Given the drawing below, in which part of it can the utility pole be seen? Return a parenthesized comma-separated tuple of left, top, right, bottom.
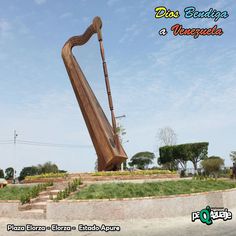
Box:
(14, 130, 18, 144)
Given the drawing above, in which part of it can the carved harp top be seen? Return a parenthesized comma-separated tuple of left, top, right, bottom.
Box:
(62, 17, 127, 171)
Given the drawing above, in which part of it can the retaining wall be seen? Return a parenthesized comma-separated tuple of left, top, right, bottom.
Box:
(0, 200, 21, 218)
(1, 188, 236, 220)
(47, 188, 236, 220)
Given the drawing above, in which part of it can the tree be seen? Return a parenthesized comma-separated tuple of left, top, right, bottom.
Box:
(158, 142, 209, 173)
(230, 151, 236, 163)
(0, 169, 4, 178)
(39, 162, 58, 174)
(158, 144, 188, 172)
(19, 166, 39, 181)
(19, 162, 63, 181)
(116, 124, 128, 170)
(157, 127, 177, 146)
(116, 125, 126, 143)
(172, 144, 189, 173)
(158, 146, 178, 171)
(156, 127, 177, 169)
(129, 152, 155, 170)
(5, 167, 14, 180)
(201, 156, 224, 179)
(188, 142, 209, 172)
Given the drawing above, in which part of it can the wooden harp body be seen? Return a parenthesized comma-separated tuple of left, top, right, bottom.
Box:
(62, 17, 127, 171)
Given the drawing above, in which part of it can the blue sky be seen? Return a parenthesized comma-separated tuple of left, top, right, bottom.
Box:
(0, 0, 235, 174)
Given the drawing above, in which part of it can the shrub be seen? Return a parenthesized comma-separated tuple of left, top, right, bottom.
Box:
(180, 170, 186, 178)
(201, 156, 224, 180)
(19, 162, 67, 181)
(0, 169, 5, 178)
(55, 178, 82, 201)
(20, 182, 53, 204)
(92, 169, 175, 177)
(25, 172, 68, 180)
(20, 193, 31, 204)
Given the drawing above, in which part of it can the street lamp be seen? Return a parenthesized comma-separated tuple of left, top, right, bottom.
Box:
(115, 115, 126, 119)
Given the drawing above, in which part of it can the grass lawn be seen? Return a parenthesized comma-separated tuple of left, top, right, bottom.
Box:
(0, 186, 33, 200)
(72, 180, 236, 200)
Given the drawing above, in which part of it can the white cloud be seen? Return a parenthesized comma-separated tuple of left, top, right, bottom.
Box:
(0, 19, 11, 36)
(0, 19, 12, 44)
(107, 0, 120, 7)
(60, 12, 73, 19)
(34, 0, 47, 5)
(119, 24, 142, 43)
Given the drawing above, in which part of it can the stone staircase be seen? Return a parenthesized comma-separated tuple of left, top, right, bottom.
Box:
(19, 182, 68, 219)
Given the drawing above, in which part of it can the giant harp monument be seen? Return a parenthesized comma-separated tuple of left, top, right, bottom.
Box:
(62, 17, 128, 171)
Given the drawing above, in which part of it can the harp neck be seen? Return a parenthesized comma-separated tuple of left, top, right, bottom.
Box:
(63, 17, 118, 135)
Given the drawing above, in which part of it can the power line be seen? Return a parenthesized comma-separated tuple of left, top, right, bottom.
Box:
(17, 139, 92, 148)
(14, 130, 18, 144)
(0, 130, 93, 148)
(0, 139, 14, 145)
(0, 138, 92, 148)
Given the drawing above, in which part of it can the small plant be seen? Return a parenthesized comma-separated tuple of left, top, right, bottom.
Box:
(55, 178, 82, 201)
(20, 193, 31, 204)
(20, 182, 53, 204)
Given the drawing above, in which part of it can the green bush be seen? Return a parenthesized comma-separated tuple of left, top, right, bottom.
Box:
(201, 156, 224, 180)
(20, 193, 31, 204)
(20, 182, 53, 204)
(55, 178, 82, 201)
(25, 172, 68, 180)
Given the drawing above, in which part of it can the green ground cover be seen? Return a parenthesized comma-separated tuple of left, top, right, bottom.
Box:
(92, 170, 176, 176)
(25, 172, 68, 180)
(0, 182, 53, 203)
(72, 180, 236, 200)
(0, 186, 33, 201)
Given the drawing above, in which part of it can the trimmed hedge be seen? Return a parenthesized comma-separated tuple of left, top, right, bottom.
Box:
(25, 172, 68, 180)
(92, 170, 176, 176)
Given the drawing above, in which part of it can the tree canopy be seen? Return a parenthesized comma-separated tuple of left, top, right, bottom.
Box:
(129, 152, 155, 170)
(19, 162, 62, 180)
(201, 156, 224, 179)
(0, 169, 4, 178)
(230, 151, 236, 163)
(5, 167, 14, 180)
(159, 142, 209, 171)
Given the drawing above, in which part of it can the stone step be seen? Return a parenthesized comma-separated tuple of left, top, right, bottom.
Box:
(19, 203, 32, 211)
(31, 202, 47, 210)
(53, 181, 70, 190)
(20, 209, 45, 219)
(39, 191, 49, 196)
(46, 186, 55, 191)
(49, 189, 61, 194)
(38, 191, 57, 198)
(30, 195, 51, 203)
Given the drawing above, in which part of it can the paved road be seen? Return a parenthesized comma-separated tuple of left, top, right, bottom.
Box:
(1, 207, 235, 236)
